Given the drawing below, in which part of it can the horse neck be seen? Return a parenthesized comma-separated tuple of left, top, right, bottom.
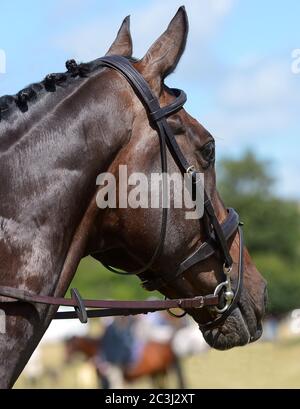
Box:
(0, 70, 131, 295)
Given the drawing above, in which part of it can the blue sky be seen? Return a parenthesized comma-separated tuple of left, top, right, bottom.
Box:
(0, 0, 299, 199)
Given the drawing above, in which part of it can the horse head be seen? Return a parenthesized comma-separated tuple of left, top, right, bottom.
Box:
(89, 7, 267, 350)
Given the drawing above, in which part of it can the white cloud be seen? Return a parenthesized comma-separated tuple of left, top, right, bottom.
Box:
(219, 60, 296, 107)
(53, 0, 235, 73)
(204, 57, 300, 144)
(201, 54, 300, 199)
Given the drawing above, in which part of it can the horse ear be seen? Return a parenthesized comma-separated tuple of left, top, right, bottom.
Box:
(106, 16, 133, 57)
(139, 6, 188, 94)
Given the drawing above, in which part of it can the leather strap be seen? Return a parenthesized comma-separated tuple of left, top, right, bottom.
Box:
(178, 208, 238, 275)
(0, 285, 219, 323)
(142, 208, 239, 291)
(149, 88, 187, 121)
(98, 55, 173, 276)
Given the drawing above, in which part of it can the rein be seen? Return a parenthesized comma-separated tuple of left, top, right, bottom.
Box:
(0, 56, 244, 329)
(0, 286, 218, 324)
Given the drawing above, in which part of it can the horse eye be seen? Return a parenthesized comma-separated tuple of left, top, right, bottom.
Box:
(200, 141, 215, 163)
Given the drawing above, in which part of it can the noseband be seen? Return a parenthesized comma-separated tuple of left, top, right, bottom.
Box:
(0, 56, 244, 331)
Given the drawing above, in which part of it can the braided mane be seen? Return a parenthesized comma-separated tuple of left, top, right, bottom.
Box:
(0, 59, 93, 121)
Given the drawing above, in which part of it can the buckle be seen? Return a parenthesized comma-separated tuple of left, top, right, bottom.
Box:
(177, 296, 204, 309)
(213, 264, 234, 313)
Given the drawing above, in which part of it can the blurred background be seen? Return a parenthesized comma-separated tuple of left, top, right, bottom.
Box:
(1, 0, 300, 388)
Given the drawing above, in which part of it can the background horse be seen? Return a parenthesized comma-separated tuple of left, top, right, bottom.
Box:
(64, 335, 185, 389)
(0, 7, 266, 388)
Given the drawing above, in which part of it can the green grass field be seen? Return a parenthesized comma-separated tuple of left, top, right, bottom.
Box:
(184, 339, 300, 388)
(15, 337, 300, 389)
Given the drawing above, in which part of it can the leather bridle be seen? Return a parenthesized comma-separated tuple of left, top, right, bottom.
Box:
(0, 56, 244, 331)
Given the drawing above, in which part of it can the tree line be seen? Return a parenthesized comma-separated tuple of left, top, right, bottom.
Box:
(218, 150, 300, 314)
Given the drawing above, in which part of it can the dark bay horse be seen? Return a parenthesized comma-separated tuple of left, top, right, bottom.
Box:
(0, 7, 267, 388)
